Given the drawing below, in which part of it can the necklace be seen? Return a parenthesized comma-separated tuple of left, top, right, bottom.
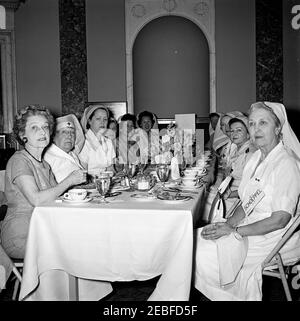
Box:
(24, 148, 43, 163)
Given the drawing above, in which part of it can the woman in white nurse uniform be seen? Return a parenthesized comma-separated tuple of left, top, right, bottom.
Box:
(79, 105, 116, 175)
(194, 102, 300, 301)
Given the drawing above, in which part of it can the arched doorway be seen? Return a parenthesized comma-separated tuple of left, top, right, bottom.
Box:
(125, 0, 215, 114)
(133, 15, 209, 118)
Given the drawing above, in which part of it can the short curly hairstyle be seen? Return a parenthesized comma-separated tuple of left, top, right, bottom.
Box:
(13, 105, 55, 146)
(120, 113, 137, 128)
(137, 110, 155, 128)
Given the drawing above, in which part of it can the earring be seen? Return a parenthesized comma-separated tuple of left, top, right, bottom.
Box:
(22, 137, 28, 144)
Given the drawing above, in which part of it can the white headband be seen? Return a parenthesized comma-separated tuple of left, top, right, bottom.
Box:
(56, 121, 75, 131)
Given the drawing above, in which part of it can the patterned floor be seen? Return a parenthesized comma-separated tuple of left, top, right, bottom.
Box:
(1, 273, 299, 301)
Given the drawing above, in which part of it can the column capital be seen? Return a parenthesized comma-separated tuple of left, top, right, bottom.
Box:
(0, 0, 25, 11)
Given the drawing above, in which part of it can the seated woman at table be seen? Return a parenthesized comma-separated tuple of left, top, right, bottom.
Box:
(105, 116, 118, 151)
(201, 114, 253, 222)
(117, 113, 141, 166)
(205, 112, 221, 150)
(79, 105, 116, 175)
(0, 105, 86, 259)
(136, 110, 160, 165)
(194, 102, 300, 301)
(213, 111, 245, 169)
(44, 114, 85, 183)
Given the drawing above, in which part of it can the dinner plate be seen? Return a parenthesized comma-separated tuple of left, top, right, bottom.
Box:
(63, 197, 93, 204)
(164, 181, 180, 188)
(156, 194, 192, 203)
(131, 193, 156, 201)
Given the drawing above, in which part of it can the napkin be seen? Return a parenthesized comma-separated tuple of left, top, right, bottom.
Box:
(215, 228, 248, 286)
(170, 157, 180, 180)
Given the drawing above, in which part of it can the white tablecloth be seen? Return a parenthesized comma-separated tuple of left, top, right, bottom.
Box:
(19, 188, 204, 301)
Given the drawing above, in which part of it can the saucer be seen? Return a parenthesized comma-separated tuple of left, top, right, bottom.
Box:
(131, 193, 156, 201)
(157, 194, 192, 203)
(111, 185, 131, 192)
(63, 197, 93, 204)
(179, 186, 200, 191)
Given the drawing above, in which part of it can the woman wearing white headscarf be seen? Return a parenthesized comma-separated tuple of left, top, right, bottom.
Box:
(213, 111, 246, 169)
(209, 115, 255, 222)
(194, 102, 300, 301)
(79, 105, 116, 175)
(202, 114, 254, 223)
(44, 114, 85, 183)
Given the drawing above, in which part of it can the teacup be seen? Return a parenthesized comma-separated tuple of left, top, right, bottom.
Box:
(64, 189, 87, 201)
(181, 177, 196, 187)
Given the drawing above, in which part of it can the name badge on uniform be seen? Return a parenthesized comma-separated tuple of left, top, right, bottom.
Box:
(242, 189, 265, 216)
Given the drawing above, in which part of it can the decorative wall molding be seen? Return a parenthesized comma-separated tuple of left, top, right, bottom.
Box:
(125, 0, 215, 113)
(0, 0, 24, 11)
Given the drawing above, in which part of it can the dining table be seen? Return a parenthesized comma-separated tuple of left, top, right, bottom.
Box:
(19, 159, 215, 301)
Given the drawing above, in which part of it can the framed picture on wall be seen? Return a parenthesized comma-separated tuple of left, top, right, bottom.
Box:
(0, 134, 6, 149)
(85, 101, 127, 121)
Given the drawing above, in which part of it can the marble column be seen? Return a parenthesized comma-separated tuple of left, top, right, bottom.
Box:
(256, 0, 283, 102)
(59, 0, 87, 118)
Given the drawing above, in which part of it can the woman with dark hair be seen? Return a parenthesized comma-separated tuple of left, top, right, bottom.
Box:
(118, 113, 140, 165)
(106, 117, 118, 151)
(137, 110, 156, 133)
(0, 105, 86, 259)
(136, 110, 159, 164)
(79, 105, 116, 174)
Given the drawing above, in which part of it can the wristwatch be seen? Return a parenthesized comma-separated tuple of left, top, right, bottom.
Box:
(233, 226, 243, 240)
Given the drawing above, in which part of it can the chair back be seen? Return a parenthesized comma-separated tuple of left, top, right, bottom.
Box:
(262, 214, 300, 268)
(207, 176, 233, 222)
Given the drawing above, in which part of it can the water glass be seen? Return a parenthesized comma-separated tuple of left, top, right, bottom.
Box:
(95, 172, 111, 203)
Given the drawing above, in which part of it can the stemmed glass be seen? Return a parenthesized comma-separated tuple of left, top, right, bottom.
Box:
(156, 164, 170, 188)
(137, 162, 147, 175)
(123, 163, 138, 188)
(95, 172, 111, 203)
(178, 157, 186, 177)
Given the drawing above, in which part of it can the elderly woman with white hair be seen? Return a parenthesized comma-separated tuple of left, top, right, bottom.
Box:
(79, 105, 116, 175)
(194, 102, 300, 301)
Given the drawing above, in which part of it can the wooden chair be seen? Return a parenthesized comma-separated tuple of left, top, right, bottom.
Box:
(262, 214, 300, 301)
(207, 176, 233, 223)
(11, 259, 23, 300)
(0, 171, 23, 300)
(0, 243, 23, 300)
